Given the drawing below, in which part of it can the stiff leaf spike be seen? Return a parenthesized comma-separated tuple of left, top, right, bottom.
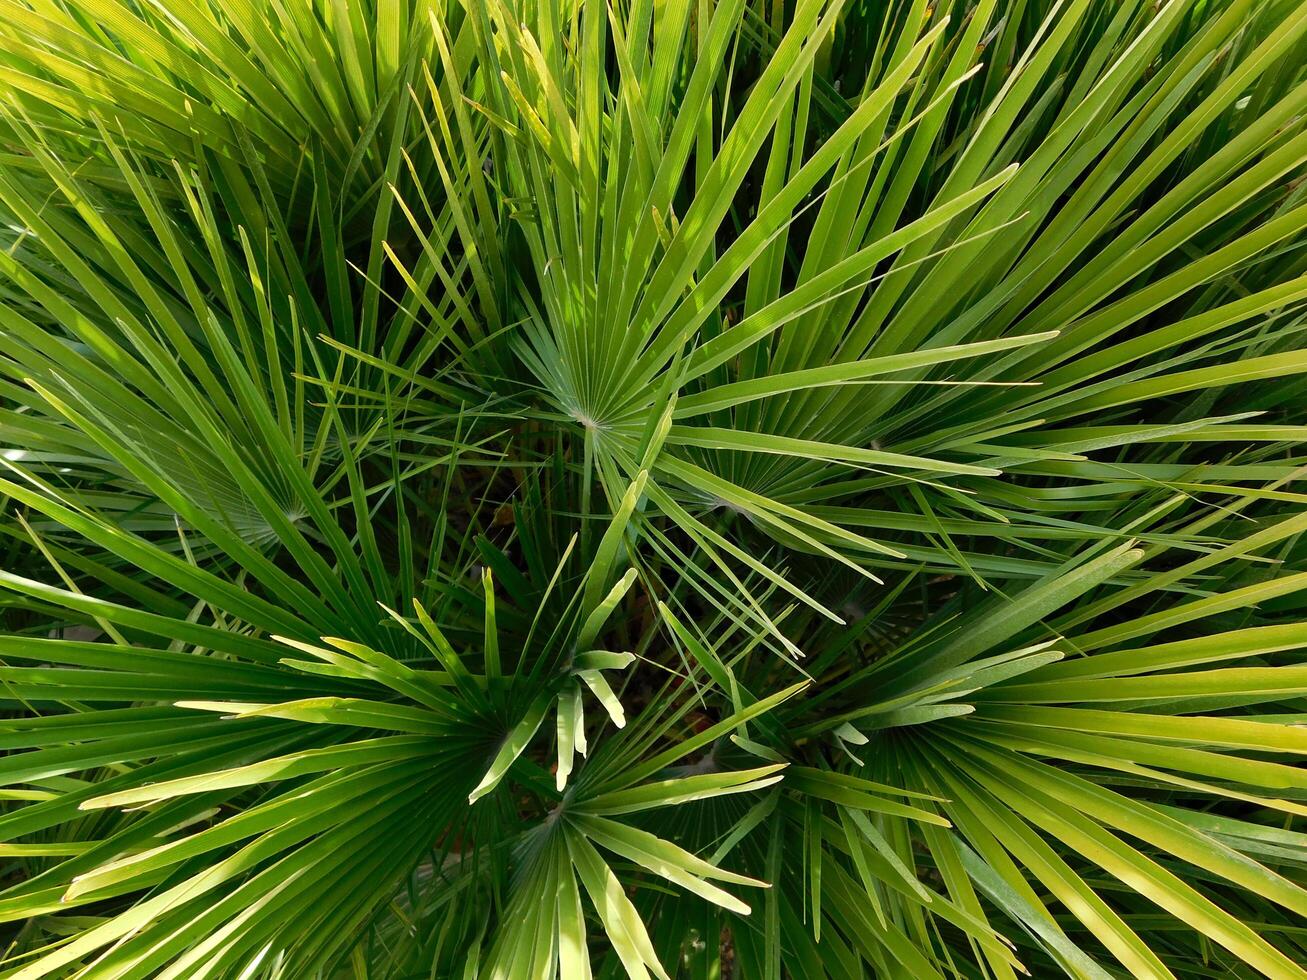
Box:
(468, 692, 552, 805)
(175, 697, 449, 732)
(556, 685, 578, 791)
(575, 567, 639, 651)
(577, 669, 625, 729)
(582, 469, 648, 616)
(638, 393, 677, 472)
(579, 765, 789, 816)
(272, 634, 453, 713)
(571, 683, 589, 758)
(380, 600, 475, 687)
(657, 599, 741, 710)
(566, 829, 670, 980)
(482, 566, 501, 678)
(572, 650, 636, 672)
(575, 812, 762, 916)
(833, 722, 868, 765)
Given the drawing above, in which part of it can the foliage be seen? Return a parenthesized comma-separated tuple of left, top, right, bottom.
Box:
(0, 0, 1305, 976)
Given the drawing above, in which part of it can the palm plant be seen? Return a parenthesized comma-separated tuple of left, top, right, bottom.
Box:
(0, 0, 1305, 975)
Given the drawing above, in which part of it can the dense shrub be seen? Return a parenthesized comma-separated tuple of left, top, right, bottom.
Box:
(0, 0, 1305, 976)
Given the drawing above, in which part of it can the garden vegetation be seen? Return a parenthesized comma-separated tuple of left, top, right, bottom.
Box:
(0, 0, 1306, 976)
